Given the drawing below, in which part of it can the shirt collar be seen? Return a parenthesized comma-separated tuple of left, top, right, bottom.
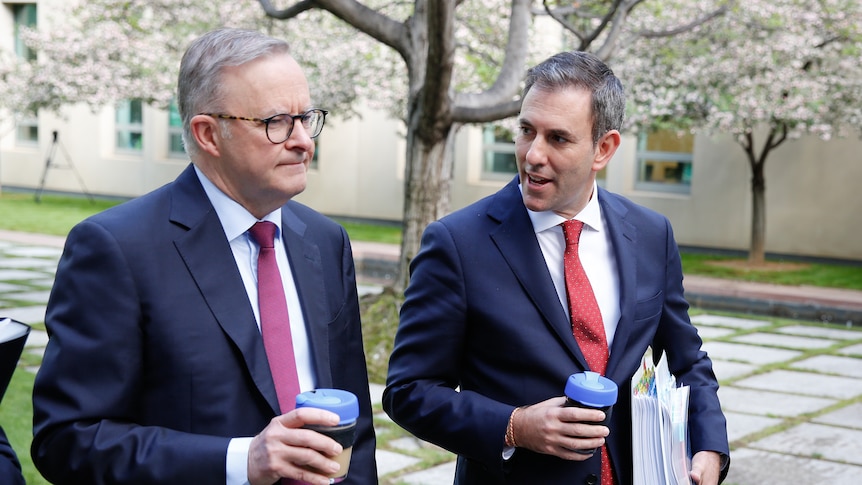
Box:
(194, 165, 282, 241)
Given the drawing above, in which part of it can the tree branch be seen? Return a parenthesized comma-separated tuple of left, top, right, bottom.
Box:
(256, 0, 316, 19)
(257, 0, 411, 61)
(453, 0, 531, 118)
(542, 0, 626, 48)
(452, 99, 522, 123)
(636, 3, 731, 38)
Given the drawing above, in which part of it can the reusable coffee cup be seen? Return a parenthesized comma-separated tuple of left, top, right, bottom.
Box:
(295, 388, 359, 482)
(563, 371, 618, 454)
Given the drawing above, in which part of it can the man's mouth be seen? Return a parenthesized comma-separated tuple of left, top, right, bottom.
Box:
(527, 174, 551, 185)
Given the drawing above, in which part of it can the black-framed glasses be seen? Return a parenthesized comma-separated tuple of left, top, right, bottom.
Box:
(200, 108, 328, 143)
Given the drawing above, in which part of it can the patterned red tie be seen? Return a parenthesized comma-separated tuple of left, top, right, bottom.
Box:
(561, 220, 616, 485)
(249, 221, 301, 414)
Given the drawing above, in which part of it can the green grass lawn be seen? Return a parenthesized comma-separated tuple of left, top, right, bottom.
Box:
(0, 369, 46, 484)
(2, 192, 859, 289)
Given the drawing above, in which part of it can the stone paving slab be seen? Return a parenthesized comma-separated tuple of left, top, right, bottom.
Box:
(718, 387, 836, 417)
(3, 246, 63, 258)
(5, 290, 52, 304)
(0, 269, 49, 281)
(694, 325, 738, 340)
(24, 329, 49, 347)
(776, 325, 862, 340)
(724, 448, 862, 485)
(701, 341, 801, 365)
(711, 360, 758, 381)
(398, 461, 457, 485)
(723, 411, 783, 443)
(29, 278, 56, 288)
(730, 332, 838, 350)
(790, 355, 862, 379)
(690, 314, 769, 329)
(732, 370, 862, 400)
(747, 422, 862, 466)
(812, 403, 862, 430)
(375, 449, 421, 476)
(0, 305, 47, 324)
(0, 282, 25, 292)
(837, 343, 862, 356)
(0, 258, 58, 269)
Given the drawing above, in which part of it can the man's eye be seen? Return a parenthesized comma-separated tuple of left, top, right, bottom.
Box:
(267, 116, 288, 126)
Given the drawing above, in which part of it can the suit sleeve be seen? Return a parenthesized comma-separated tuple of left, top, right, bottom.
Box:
(0, 426, 25, 485)
(652, 218, 730, 468)
(383, 221, 513, 470)
(31, 221, 229, 484)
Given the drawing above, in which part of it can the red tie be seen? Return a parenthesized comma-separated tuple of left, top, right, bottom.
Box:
(561, 220, 616, 485)
(249, 221, 301, 414)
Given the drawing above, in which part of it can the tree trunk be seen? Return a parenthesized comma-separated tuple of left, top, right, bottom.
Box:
(395, 109, 456, 291)
(749, 160, 766, 265)
(740, 125, 787, 265)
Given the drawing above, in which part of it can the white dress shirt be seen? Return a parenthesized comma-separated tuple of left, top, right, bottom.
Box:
(194, 166, 316, 485)
(524, 182, 621, 350)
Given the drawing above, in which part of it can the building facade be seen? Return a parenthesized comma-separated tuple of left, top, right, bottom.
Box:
(3, 0, 861, 261)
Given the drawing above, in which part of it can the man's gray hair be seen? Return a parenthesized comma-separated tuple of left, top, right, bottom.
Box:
(178, 28, 290, 156)
(522, 51, 625, 146)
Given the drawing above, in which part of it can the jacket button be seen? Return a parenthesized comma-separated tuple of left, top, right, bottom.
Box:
(585, 474, 598, 485)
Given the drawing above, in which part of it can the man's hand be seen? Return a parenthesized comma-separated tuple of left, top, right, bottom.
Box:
(247, 407, 343, 485)
(690, 450, 722, 485)
(511, 397, 608, 460)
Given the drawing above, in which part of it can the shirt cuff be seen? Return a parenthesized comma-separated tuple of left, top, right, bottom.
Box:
(502, 445, 516, 460)
(226, 437, 253, 485)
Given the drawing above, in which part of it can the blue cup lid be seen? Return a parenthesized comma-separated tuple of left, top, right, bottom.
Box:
(564, 371, 618, 408)
(295, 389, 359, 424)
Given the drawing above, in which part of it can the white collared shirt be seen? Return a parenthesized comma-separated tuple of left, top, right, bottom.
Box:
(523, 182, 621, 350)
(194, 166, 315, 485)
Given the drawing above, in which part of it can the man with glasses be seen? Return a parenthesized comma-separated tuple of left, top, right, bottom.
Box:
(32, 28, 377, 485)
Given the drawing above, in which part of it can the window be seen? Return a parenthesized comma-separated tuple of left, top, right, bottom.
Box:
(482, 123, 517, 180)
(635, 130, 693, 193)
(168, 99, 184, 155)
(12, 3, 38, 143)
(12, 3, 36, 61)
(116, 99, 143, 151)
(310, 136, 319, 170)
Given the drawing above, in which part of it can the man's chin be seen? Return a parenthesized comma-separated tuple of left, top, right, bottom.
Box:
(522, 193, 550, 213)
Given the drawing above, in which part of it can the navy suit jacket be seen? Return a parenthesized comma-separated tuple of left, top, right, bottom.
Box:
(32, 165, 377, 484)
(0, 426, 24, 485)
(384, 178, 728, 484)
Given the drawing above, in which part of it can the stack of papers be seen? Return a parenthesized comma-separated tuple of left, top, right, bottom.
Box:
(631, 349, 691, 485)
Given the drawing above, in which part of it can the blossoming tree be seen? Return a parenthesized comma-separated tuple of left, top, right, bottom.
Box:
(2, 0, 724, 287)
(616, 0, 862, 264)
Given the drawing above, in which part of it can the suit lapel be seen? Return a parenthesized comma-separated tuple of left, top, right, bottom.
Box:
(170, 165, 281, 414)
(488, 180, 587, 366)
(281, 206, 333, 389)
(598, 189, 638, 380)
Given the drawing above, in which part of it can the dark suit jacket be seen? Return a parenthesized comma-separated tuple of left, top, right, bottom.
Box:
(384, 178, 728, 484)
(0, 426, 25, 485)
(32, 165, 377, 484)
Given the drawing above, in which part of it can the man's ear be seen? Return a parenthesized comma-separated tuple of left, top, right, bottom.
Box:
(190, 115, 221, 157)
(592, 129, 621, 171)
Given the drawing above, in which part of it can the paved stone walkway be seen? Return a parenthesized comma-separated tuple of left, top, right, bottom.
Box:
(2, 232, 862, 484)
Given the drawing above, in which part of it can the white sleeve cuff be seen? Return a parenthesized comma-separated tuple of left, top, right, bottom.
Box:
(226, 437, 254, 485)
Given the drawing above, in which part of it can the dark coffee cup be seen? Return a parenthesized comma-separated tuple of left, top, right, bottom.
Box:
(563, 371, 618, 454)
(295, 389, 359, 482)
